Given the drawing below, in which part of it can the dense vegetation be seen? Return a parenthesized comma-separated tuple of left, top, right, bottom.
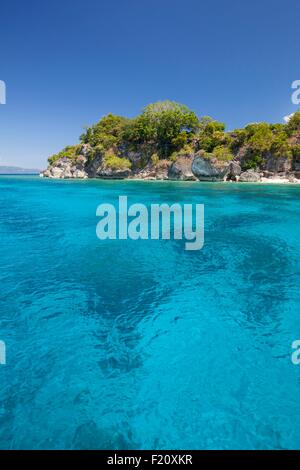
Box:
(48, 101, 300, 172)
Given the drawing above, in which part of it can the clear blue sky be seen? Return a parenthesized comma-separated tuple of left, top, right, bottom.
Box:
(0, 0, 299, 168)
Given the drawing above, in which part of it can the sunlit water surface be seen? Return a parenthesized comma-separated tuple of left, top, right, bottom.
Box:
(0, 176, 300, 449)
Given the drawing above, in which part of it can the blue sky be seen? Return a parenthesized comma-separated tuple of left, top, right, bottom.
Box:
(0, 0, 299, 168)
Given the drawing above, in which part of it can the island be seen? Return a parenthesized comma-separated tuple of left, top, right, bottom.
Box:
(42, 101, 300, 183)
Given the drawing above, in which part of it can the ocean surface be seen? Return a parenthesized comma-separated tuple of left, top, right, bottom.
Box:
(0, 175, 300, 450)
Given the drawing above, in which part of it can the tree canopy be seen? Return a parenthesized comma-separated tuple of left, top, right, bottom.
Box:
(48, 101, 300, 171)
(123, 101, 199, 158)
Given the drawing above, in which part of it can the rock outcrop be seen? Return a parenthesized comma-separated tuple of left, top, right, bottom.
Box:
(192, 153, 229, 181)
(132, 160, 170, 180)
(168, 155, 196, 180)
(87, 154, 132, 179)
(42, 140, 300, 184)
(294, 161, 300, 172)
(239, 170, 261, 182)
(43, 156, 88, 179)
(264, 156, 292, 173)
(227, 161, 241, 181)
(42, 152, 300, 183)
(42, 146, 132, 179)
(97, 167, 131, 179)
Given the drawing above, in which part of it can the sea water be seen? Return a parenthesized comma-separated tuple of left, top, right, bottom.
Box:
(0, 175, 300, 449)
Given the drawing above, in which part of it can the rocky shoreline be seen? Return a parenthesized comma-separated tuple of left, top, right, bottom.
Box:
(41, 144, 300, 184)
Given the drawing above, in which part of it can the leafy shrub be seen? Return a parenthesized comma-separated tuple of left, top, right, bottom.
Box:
(242, 154, 264, 170)
(103, 153, 131, 171)
(285, 111, 300, 136)
(233, 122, 292, 161)
(213, 145, 234, 162)
(151, 153, 159, 165)
(292, 145, 300, 159)
(48, 145, 81, 164)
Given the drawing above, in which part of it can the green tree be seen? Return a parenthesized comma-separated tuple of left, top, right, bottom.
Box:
(285, 111, 300, 135)
(195, 116, 228, 152)
(271, 131, 292, 158)
(245, 123, 273, 154)
(124, 101, 199, 158)
(80, 114, 129, 149)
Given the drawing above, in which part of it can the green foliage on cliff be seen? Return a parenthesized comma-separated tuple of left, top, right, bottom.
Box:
(48, 145, 81, 164)
(195, 116, 230, 153)
(242, 154, 264, 170)
(246, 123, 274, 154)
(271, 131, 293, 159)
(231, 120, 295, 169)
(292, 145, 300, 158)
(80, 114, 129, 149)
(47, 102, 300, 171)
(103, 153, 131, 171)
(213, 145, 234, 162)
(286, 111, 300, 135)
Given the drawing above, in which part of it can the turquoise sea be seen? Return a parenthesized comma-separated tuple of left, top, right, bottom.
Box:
(0, 175, 300, 449)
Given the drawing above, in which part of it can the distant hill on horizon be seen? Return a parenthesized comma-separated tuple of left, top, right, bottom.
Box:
(0, 165, 41, 175)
